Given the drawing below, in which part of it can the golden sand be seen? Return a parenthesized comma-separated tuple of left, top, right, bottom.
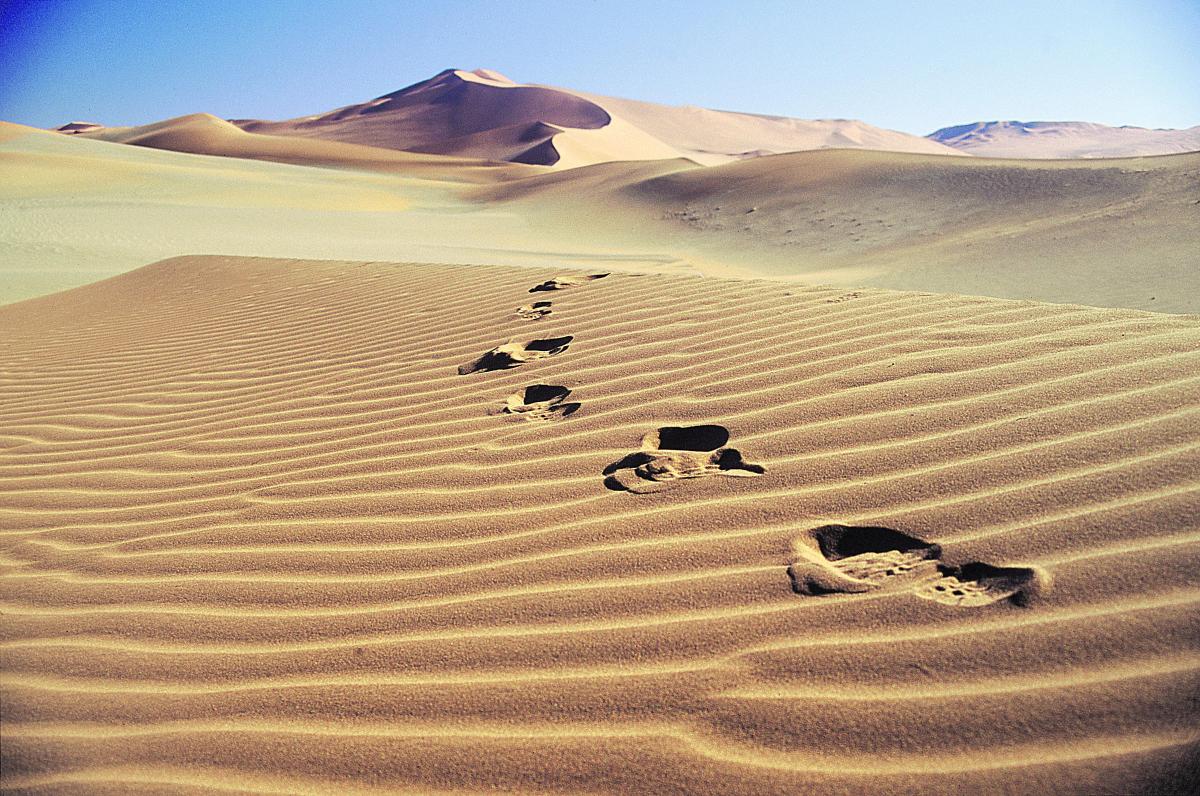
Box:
(2, 256, 1197, 793)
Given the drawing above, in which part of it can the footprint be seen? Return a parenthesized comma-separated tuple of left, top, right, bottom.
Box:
(641, 425, 730, 451)
(501, 384, 581, 421)
(517, 301, 553, 320)
(788, 524, 942, 596)
(913, 562, 1048, 607)
(457, 336, 573, 375)
(604, 424, 766, 493)
(529, 273, 609, 293)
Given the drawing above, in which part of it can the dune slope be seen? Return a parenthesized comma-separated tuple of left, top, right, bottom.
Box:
(481, 148, 1200, 313)
(1, 256, 1198, 794)
(560, 87, 966, 162)
(230, 68, 961, 168)
(237, 68, 685, 169)
(0, 125, 688, 305)
(75, 112, 542, 180)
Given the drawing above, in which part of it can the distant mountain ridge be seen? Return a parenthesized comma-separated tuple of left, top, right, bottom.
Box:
(928, 120, 1200, 158)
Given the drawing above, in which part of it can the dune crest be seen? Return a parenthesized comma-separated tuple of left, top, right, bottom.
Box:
(231, 68, 684, 168)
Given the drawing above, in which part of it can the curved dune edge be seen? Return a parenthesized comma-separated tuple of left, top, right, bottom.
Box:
(1, 255, 1199, 794)
(229, 68, 676, 170)
(71, 112, 543, 182)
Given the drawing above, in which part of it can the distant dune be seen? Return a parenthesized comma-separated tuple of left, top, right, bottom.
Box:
(72, 112, 541, 181)
(54, 121, 104, 135)
(559, 88, 965, 163)
(49, 69, 1200, 167)
(228, 68, 966, 168)
(235, 68, 684, 169)
(4, 123, 1198, 311)
(478, 148, 1200, 313)
(929, 121, 1200, 159)
(0, 122, 686, 304)
(2, 256, 1197, 794)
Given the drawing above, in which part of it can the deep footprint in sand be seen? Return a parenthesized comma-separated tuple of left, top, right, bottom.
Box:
(529, 273, 609, 293)
(604, 424, 765, 493)
(913, 562, 1047, 607)
(501, 384, 581, 421)
(516, 301, 553, 320)
(788, 524, 942, 596)
(457, 336, 573, 375)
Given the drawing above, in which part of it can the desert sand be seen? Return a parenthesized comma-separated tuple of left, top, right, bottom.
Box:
(2, 63, 1200, 794)
(228, 69, 963, 168)
(0, 121, 682, 305)
(1, 255, 1198, 793)
(3, 122, 1197, 312)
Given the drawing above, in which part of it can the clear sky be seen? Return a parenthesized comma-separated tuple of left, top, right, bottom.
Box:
(2, 0, 1198, 134)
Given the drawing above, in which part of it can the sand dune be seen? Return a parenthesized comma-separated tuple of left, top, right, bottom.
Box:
(1, 255, 1198, 793)
(481, 148, 1200, 313)
(50, 70, 1200, 170)
(930, 121, 1200, 158)
(559, 87, 966, 162)
(74, 112, 542, 180)
(235, 68, 684, 168)
(227, 68, 962, 168)
(6, 123, 1198, 312)
(0, 123, 690, 305)
(54, 121, 104, 135)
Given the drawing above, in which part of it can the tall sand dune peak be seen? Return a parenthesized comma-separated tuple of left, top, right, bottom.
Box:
(111, 67, 962, 168)
(230, 67, 641, 167)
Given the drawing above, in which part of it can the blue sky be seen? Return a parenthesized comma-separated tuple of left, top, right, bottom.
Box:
(2, 0, 1197, 134)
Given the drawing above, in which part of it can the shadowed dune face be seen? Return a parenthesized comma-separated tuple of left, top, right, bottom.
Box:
(55, 121, 103, 134)
(1, 256, 1199, 793)
(236, 69, 611, 167)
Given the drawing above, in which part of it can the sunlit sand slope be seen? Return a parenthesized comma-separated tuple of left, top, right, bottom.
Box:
(1, 256, 1198, 794)
(482, 148, 1200, 313)
(0, 125, 686, 305)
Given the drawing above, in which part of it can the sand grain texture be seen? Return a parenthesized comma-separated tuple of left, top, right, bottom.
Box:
(1, 256, 1199, 794)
